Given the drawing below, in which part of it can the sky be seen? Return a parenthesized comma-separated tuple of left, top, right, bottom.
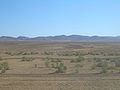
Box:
(0, 0, 120, 37)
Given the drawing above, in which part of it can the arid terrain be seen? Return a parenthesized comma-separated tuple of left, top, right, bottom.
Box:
(0, 41, 120, 90)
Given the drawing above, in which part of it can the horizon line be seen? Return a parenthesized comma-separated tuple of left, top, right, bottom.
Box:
(0, 34, 120, 38)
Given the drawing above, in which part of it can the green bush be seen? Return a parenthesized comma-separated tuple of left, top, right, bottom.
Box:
(55, 62, 67, 73)
(96, 61, 108, 73)
(115, 60, 120, 67)
(71, 56, 84, 63)
(0, 62, 9, 74)
(100, 65, 108, 73)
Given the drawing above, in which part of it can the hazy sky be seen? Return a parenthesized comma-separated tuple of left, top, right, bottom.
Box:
(0, 0, 120, 37)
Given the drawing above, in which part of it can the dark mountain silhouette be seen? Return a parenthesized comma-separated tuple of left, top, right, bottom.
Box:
(17, 36, 29, 40)
(0, 35, 120, 42)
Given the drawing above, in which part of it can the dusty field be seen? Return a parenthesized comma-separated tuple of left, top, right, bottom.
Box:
(0, 41, 120, 90)
(0, 75, 120, 90)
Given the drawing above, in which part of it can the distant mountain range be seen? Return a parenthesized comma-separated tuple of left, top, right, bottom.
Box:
(0, 35, 120, 42)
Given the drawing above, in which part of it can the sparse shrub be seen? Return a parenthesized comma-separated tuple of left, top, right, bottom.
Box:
(21, 57, 35, 61)
(57, 51, 82, 56)
(76, 56, 84, 62)
(22, 52, 28, 55)
(51, 58, 61, 63)
(45, 60, 50, 68)
(49, 61, 67, 73)
(106, 58, 110, 61)
(115, 60, 120, 67)
(71, 56, 84, 63)
(55, 62, 67, 73)
(51, 63, 55, 68)
(5, 51, 39, 56)
(30, 52, 39, 55)
(43, 51, 54, 55)
(92, 60, 109, 74)
(0, 62, 9, 74)
(5, 52, 12, 55)
(45, 58, 67, 73)
(93, 58, 101, 62)
(96, 62, 104, 67)
(97, 61, 108, 73)
(74, 64, 82, 74)
(70, 59, 76, 63)
(44, 58, 62, 69)
(100, 65, 108, 73)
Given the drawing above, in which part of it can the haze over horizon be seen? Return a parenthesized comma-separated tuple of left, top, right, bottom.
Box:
(0, 0, 120, 37)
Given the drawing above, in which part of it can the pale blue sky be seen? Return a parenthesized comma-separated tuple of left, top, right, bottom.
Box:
(0, 0, 120, 37)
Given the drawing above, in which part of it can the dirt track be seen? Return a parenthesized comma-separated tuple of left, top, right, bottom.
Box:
(0, 73, 120, 78)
